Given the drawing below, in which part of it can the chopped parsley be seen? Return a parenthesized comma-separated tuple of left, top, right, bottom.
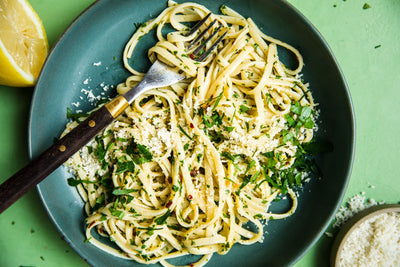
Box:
(239, 104, 250, 114)
(362, 3, 371, 9)
(66, 107, 89, 121)
(155, 210, 171, 225)
(109, 207, 125, 219)
(179, 125, 193, 140)
(172, 185, 179, 192)
(212, 92, 224, 111)
(125, 139, 153, 164)
(112, 188, 137, 195)
(115, 158, 135, 175)
(288, 102, 314, 133)
(67, 178, 96, 186)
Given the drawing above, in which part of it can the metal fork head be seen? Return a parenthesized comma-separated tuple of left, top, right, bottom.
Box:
(185, 13, 228, 62)
(123, 14, 228, 104)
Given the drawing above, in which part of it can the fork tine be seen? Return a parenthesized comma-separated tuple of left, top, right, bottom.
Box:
(191, 23, 225, 60)
(196, 29, 228, 62)
(191, 24, 222, 57)
(184, 13, 228, 62)
(185, 13, 211, 36)
(187, 19, 217, 50)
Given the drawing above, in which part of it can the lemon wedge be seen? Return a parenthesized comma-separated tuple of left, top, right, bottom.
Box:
(0, 0, 49, 87)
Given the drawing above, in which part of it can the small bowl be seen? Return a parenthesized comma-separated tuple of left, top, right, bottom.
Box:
(330, 203, 400, 266)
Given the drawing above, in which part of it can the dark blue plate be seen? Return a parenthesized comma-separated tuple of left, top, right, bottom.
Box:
(29, 0, 355, 266)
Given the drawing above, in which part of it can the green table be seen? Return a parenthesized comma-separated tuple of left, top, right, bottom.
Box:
(0, 0, 399, 266)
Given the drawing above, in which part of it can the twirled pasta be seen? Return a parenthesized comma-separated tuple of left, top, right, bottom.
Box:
(63, 2, 317, 266)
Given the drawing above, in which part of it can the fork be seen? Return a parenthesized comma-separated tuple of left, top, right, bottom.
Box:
(0, 13, 227, 214)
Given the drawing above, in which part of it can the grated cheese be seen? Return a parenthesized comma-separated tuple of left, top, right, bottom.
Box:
(71, 101, 80, 107)
(80, 88, 101, 103)
(333, 192, 380, 229)
(339, 212, 400, 266)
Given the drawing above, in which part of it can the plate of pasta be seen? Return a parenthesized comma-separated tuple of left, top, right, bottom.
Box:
(29, 0, 355, 266)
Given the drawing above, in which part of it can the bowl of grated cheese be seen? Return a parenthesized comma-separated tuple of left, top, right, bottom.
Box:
(331, 204, 400, 267)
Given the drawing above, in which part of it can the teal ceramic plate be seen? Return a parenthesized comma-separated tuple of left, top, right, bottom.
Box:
(29, 0, 355, 266)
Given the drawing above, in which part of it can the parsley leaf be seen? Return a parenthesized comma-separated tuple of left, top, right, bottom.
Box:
(67, 178, 96, 186)
(239, 105, 250, 114)
(115, 159, 135, 175)
(109, 207, 125, 220)
(155, 210, 171, 225)
(212, 92, 223, 111)
(178, 125, 193, 140)
(112, 188, 137, 195)
(66, 107, 89, 121)
(363, 3, 371, 9)
(125, 139, 153, 165)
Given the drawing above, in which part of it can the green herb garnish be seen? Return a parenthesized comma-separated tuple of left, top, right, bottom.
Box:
(363, 3, 371, 9)
(239, 105, 250, 114)
(112, 188, 137, 195)
(125, 139, 153, 164)
(67, 178, 96, 186)
(155, 210, 171, 225)
(66, 107, 89, 121)
(178, 125, 193, 140)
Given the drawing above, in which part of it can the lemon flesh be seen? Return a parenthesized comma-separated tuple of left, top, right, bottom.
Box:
(0, 0, 49, 87)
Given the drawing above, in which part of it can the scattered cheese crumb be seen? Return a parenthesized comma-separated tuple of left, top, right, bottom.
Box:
(333, 193, 380, 229)
(80, 88, 102, 103)
(324, 232, 333, 238)
(93, 61, 102, 66)
(71, 102, 80, 108)
(99, 82, 111, 92)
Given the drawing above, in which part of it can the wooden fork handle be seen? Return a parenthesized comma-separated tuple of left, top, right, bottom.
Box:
(0, 104, 117, 214)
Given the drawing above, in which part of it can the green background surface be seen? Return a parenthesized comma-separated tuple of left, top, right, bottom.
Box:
(0, 0, 399, 266)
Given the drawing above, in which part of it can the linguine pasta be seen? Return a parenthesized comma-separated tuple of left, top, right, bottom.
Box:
(63, 1, 317, 266)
